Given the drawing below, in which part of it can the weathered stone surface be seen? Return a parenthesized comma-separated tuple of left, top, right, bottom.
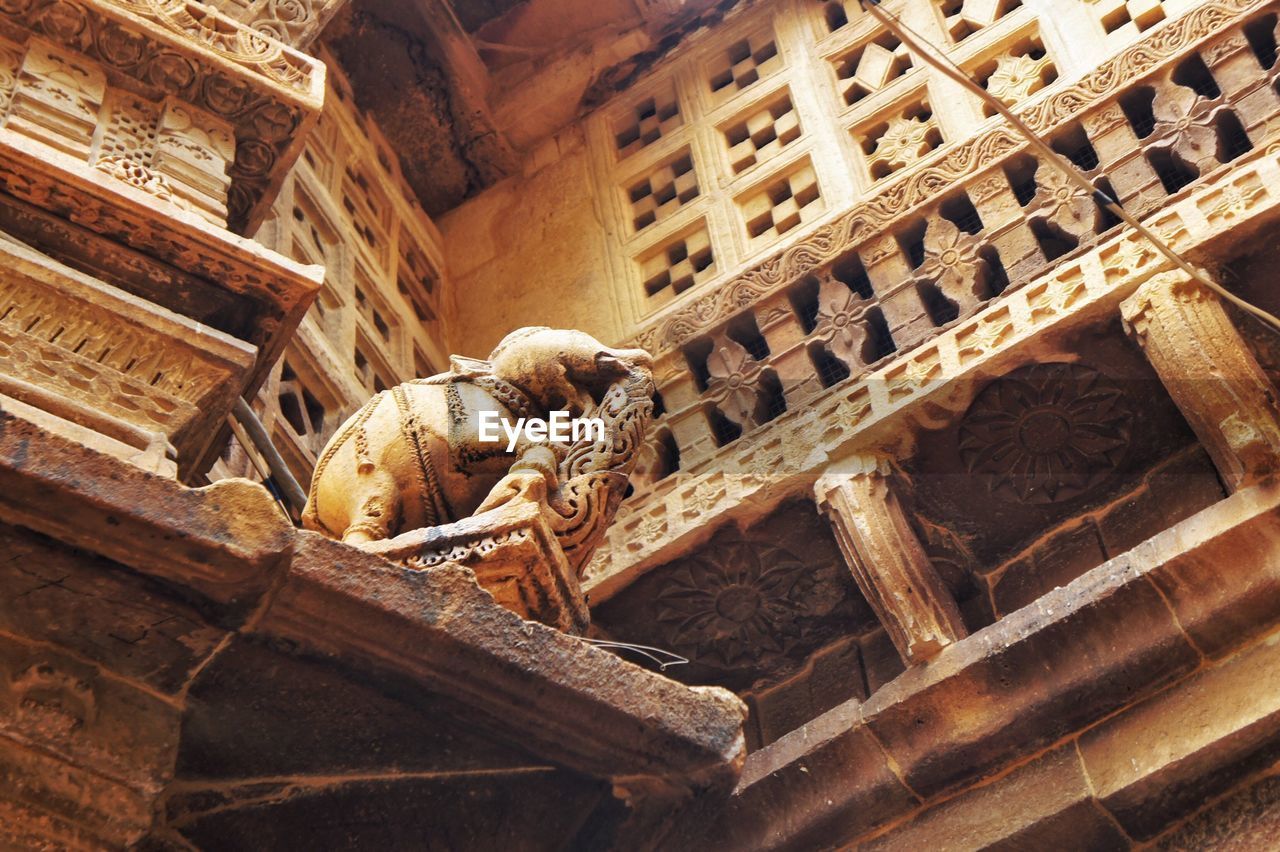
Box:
(0, 420, 750, 847)
(0, 522, 227, 694)
(1080, 631, 1280, 839)
(863, 746, 1128, 852)
(0, 738, 154, 848)
(1156, 771, 1280, 850)
(177, 638, 557, 780)
(861, 546, 1199, 799)
(159, 770, 609, 851)
(1141, 483, 1280, 659)
(0, 412, 294, 614)
(707, 703, 919, 850)
(257, 532, 747, 792)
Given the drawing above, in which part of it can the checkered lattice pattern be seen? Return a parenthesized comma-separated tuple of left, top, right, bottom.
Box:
(614, 86, 682, 159)
(937, 0, 1023, 43)
(742, 163, 823, 240)
(709, 35, 783, 100)
(641, 228, 716, 298)
(833, 32, 913, 106)
(629, 150, 700, 231)
(723, 93, 802, 174)
(815, 0, 867, 35)
(1093, 0, 1168, 36)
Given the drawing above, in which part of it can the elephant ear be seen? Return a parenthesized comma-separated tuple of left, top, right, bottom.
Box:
(449, 355, 492, 378)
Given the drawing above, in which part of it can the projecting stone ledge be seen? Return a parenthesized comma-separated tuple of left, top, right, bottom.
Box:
(0, 411, 746, 849)
(707, 483, 1280, 850)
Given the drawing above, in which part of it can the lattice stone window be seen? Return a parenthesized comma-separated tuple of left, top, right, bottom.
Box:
(937, 0, 1023, 43)
(341, 165, 389, 258)
(857, 98, 944, 180)
(814, 0, 867, 36)
(833, 32, 914, 106)
(708, 32, 783, 102)
(741, 162, 823, 241)
(277, 360, 328, 450)
(974, 35, 1057, 114)
(640, 226, 716, 300)
(614, 84, 682, 159)
(722, 92, 801, 174)
(628, 149, 700, 232)
(354, 284, 396, 345)
(1091, 0, 1168, 36)
(354, 338, 396, 393)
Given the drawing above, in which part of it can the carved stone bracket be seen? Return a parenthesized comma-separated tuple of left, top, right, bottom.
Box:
(815, 457, 967, 664)
(1122, 270, 1280, 492)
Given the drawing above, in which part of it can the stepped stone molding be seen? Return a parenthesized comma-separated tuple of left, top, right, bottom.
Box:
(0, 233, 256, 462)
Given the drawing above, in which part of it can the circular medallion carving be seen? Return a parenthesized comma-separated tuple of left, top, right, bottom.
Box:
(653, 535, 847, 668)
(958, 362, 1133, 504)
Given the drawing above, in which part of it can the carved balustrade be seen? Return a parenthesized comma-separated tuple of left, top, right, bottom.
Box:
(597, 0, 1280, 606)
(628, 0, 1280, 487)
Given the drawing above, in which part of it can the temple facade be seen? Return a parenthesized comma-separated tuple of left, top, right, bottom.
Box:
(4, 0, 1280, 847)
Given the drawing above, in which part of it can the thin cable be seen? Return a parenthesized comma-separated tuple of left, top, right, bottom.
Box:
(859, 0, 1280, 333)
(579, 637, 690, 670)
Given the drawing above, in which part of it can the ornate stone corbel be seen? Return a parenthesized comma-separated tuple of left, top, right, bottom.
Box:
(1121, 270, 1280, 491)
(815, 455, 967, 664)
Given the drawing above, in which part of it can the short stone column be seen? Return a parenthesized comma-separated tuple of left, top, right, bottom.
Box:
(815, 457, 967, 664)
(1121, 271, 1280, 492)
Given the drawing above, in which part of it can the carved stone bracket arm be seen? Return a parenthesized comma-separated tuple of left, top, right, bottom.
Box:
(815, 458, 967, 665)
(1121, 270, 1280, 492)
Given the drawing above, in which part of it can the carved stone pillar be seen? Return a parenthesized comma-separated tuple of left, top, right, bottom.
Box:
(815, 457, 967, 664)
(1121, 271, 1280, 492)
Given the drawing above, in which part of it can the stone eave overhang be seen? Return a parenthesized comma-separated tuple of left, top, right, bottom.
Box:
(0, 412, 747, 844)
(706, 481, 1280, 848)
(0, 125, 324, 470)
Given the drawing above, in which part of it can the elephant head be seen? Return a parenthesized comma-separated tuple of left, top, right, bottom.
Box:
(488, 327, 653, 416)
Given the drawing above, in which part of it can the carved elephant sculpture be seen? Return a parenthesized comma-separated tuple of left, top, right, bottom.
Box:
(302, 327, 653, 546)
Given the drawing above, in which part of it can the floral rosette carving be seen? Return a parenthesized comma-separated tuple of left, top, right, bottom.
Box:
(917, 218, 989, 314)
(813, 273, 870, 368)
(705, 336, 764, 429)
(653, 535, 844, 667)
(1152, 81, 1221, 173)
(958, 362, 1133, 504)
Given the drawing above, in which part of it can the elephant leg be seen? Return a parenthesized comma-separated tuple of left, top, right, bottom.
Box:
(341, 472, 400, 544)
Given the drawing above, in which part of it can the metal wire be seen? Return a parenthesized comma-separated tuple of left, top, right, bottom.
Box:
(580, 637, 690, 670)
(858, 0, 1280, 333)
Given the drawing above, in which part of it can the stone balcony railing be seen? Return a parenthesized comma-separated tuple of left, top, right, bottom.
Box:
(588, 0, 1280, 598)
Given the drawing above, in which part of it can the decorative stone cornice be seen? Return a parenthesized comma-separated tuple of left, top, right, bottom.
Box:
(0, 0, 326, 232)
